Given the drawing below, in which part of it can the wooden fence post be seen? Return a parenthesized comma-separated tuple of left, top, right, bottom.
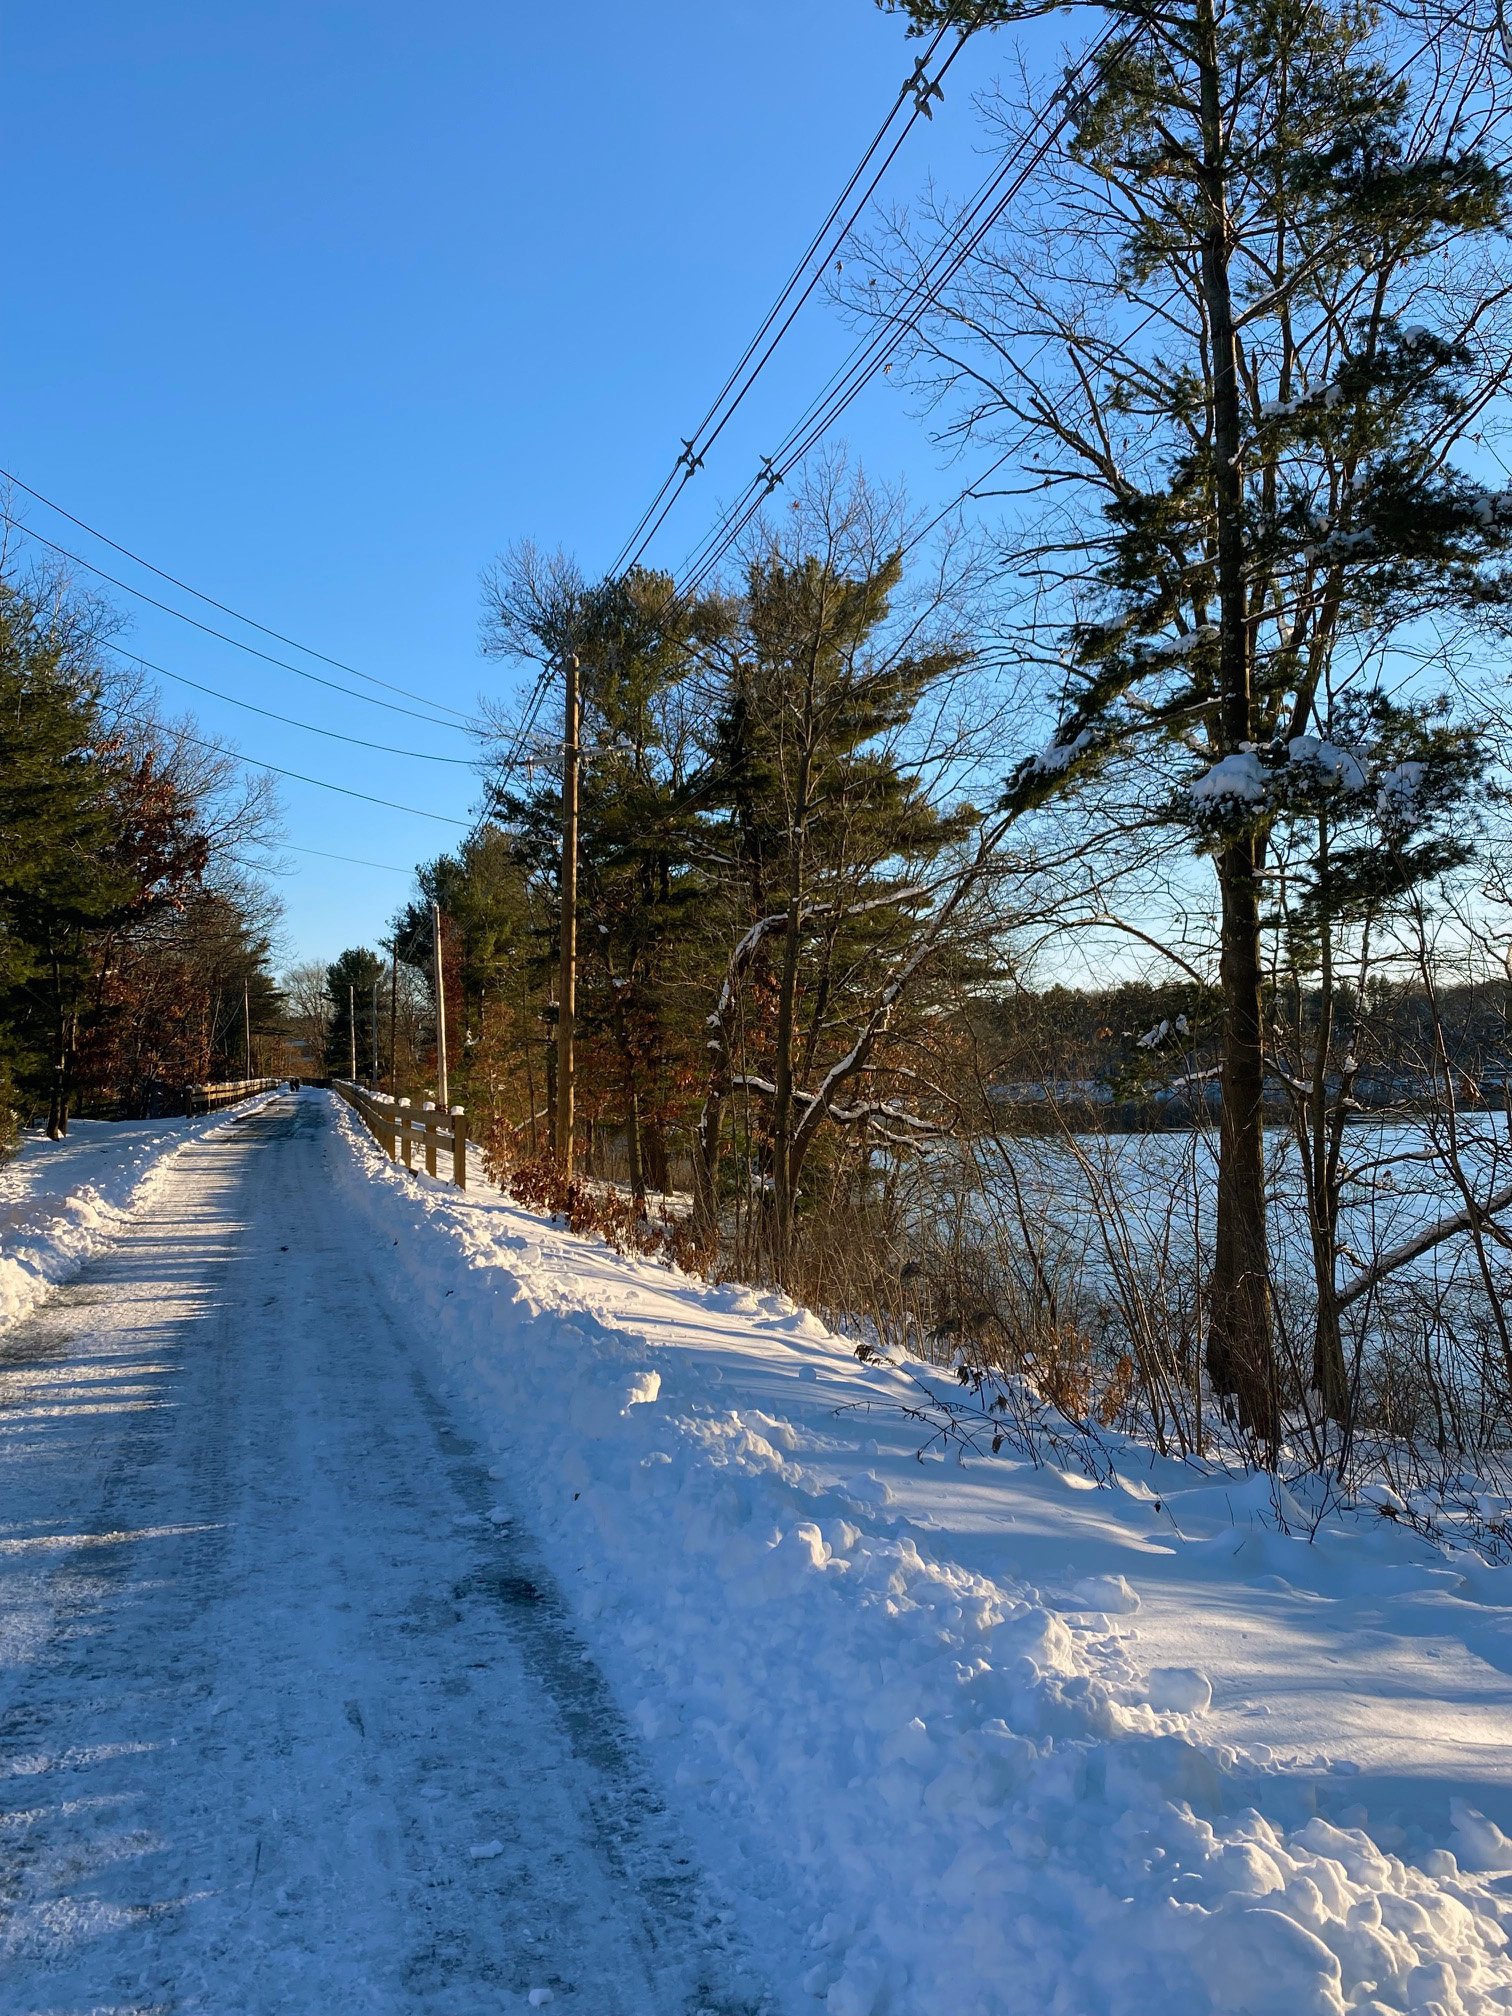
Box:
(327, 1081, 465, 1193)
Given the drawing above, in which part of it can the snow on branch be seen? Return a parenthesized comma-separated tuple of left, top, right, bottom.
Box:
(1336, 1181, 1512, 1310)
(1187, 735, 1404, 817)
(730, 1074, 951, 1140)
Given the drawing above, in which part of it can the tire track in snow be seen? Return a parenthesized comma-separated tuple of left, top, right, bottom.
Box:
(0, 1095, 771, 2015)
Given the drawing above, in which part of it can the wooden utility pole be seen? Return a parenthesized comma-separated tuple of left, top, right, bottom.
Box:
(348, 983, 357, 1081)
(371, 977, 380, 1081)
(556, 652, 580, 1177)
(243, 979, 252, 1078)
(432, 899, 449, 1111)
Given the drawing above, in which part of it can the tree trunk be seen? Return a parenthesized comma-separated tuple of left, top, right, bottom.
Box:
(770, 894, 803, 1278)
(694, 917, 783, 1245)
(1211, 839, 1275, 1441)
(610, 980, 647, 1210)
(1311, 1229, 1348, 1422)
(544, 1018, 558, 1156)
(1306, 837, 1350, 1421)
(693, 1086, 723, 1239)
(523, 1014, 538, 1157)
(624, 1088, 645, 1209)
(1195, 0, 1276, 1448)
(46, 969, 71, 1140)
(643, 1120, 670, 1195)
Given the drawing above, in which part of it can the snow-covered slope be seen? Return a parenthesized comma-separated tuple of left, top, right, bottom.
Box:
(333, 1093, 1512, 2014)
(0, 1102, 276, 1333)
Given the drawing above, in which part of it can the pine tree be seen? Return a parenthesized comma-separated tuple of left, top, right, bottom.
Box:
(0, 579, 135, 1135)
(324, 947, 385, 1078)
(480, 556, 726, 1188)
(862, 0, 1512, 1444)
(692, 494, 976, 1273)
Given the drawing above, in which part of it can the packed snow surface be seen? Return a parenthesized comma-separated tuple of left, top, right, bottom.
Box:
(320, 1096, 1512, 2016)
(0, 1100, 275, 1331)
(0, 1096, 761, 2012)
(2, 1089, 1509, 2015)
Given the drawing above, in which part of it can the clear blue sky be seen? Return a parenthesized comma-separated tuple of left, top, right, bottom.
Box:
(4, 2, 1028, 968)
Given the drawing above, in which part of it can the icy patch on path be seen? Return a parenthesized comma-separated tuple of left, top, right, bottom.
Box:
(328, 1097, 1512, 2016)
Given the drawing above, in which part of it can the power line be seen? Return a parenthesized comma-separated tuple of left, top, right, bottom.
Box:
(460, 658, 557, 851)
(4, 518, 476, 733)
(265, 841, 418, 875)
(481, 34, 1117, 849)
(111, 646, 479, 765)
(666, 24, 1123, 613)
(1, 468, 477, 722)
(609, 21, 970, 580)
(474, 36, 1122, 861)
(672, 9, 1450, 610)
(112, 711, 472, 827)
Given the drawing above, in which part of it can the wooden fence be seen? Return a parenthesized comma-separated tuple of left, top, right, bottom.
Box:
(332, 1080, 468, 1189)
(187, 1077, 282, 1115)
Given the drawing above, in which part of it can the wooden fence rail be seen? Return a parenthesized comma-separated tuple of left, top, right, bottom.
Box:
(332, 1080, 468, 1190)
(187, 1077, 282, 1115)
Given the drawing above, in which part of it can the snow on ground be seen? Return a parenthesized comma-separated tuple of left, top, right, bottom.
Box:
(0, 1095, 762, 2014)
(326, 1093, 1512, 2016)
(0, 1100, 276, 1331)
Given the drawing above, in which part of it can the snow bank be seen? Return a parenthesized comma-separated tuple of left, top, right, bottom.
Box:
(325, 1096, 1512, 2016)
(0, 1101, 277, 1333)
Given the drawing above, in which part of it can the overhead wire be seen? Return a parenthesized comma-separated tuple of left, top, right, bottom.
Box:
(608, 20, 955, 574)
(470, 26, 1113, 856)
(672, 6, 1465, 612)
(109, 646, 480, 765)
(109, 711, 471, 828)
(0, 469, 477, 722)
(609, 19, 970, 580)
(458, 659, 557, 851)
(261, 841, 418, 876)
(4, 518, 476, 733)
(664, 22, 1124, 616)
(474, 25, 1122, 860)
(466, 19, 1051, 854)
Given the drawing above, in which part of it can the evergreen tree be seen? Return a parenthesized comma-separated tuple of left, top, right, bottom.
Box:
(0, 579, 137, 1135)
(693, 486, 977, 1271)
(862, 0, 1512, 1442)
(479, 554, 727, 1187)
(325, 947, 385, 1078)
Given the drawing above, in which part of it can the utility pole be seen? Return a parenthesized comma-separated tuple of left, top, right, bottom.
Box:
(371, 977, 380, 1082)
(349, 983, 357, 1081)
(556, 651, 580, 1177)
(432, 899, 449, 1110)
(243, 979, 252, 1079)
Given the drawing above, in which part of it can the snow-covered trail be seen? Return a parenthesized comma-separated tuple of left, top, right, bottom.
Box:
(0, 1094, 763, 2015)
